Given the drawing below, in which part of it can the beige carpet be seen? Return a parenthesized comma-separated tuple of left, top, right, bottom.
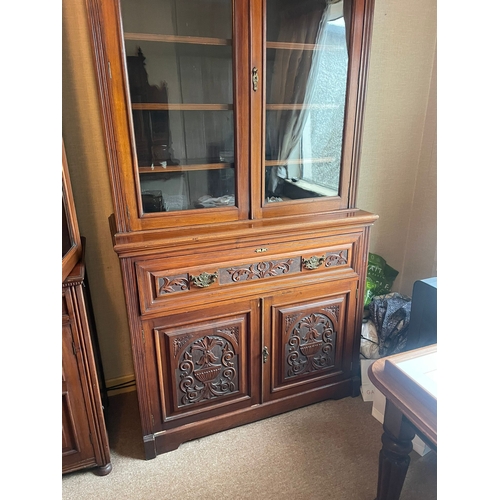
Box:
(62, 391, 436, 499)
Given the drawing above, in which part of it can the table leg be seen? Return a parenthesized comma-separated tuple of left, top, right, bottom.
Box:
(375, 399, 416, 500)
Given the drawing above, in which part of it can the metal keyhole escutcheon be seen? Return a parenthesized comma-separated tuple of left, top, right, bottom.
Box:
(252, 67, 259, 92)
(263, 346, 269, 363)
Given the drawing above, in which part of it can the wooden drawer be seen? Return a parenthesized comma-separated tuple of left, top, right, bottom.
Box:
(135, 233, 363, 315)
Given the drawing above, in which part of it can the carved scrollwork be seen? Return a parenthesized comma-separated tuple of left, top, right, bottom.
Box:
(223, 258, 299, 283)
(158, 275, 190, 295)
(322, 304, 340, 321)
(173, 334, 194, 358)
(324, 250, 348, 267)
(285, 312, 336, 379)
(177, 334, 238, 407)
(217, 327, 240, 345)
(285, 313, 301, 331)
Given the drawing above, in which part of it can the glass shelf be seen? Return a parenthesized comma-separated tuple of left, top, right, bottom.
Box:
(124, 33, 231, 46)
(139, 161, 234, 174)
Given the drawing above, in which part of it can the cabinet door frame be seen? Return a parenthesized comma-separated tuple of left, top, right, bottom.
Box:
(87, 0, 251, 232)
(261, 278, 358, 403)
(249, 0, 375, 220)
(142, 297, 261, 432)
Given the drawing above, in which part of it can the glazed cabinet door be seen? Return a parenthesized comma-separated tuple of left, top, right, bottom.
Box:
(262, 278, 358, 402)
(143, 298, 260, 433)
(96, 0, 251, 231)
(254, 0, 373, 219)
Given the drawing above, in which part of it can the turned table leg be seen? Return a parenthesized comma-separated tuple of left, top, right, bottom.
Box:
(375, 399, 416, 500)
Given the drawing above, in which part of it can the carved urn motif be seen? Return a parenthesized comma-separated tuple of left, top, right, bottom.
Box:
(285, 311, 337, 379)
(177, 334, 238, 407)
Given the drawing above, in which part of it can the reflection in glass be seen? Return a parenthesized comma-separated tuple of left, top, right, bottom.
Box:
(62, 197, 73, 257)
(120, 0, 235, 213)
(265, 0, 349, 203)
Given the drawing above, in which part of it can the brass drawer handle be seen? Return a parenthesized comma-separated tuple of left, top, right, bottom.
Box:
(303, 255, 326, 270)
(190, 271, 218, 288)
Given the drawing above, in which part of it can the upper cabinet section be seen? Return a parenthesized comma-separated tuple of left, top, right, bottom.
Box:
(87, 0, 374, 233)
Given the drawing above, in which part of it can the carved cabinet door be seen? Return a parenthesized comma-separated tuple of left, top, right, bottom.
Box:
(145, 298, 260, 429)
(262, 278, 358, 402)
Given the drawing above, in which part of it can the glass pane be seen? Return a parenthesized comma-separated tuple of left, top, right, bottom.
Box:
(265, 0, 349, 204)
(120, 0, 235, 213)
(62, 196, 73, 257)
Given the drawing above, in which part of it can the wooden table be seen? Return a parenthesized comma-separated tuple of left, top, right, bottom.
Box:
(368, 344, 437, 500)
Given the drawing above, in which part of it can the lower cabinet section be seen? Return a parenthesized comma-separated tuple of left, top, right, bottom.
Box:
(62, 262, 111, 475)
(136, 277, 359, 458)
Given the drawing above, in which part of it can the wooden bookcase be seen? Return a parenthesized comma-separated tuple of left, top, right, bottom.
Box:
(86, 0, 377, 459)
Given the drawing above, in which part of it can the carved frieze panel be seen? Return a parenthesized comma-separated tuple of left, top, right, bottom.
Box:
(221, 257, 301, 284)
(157, 274, 190, 295)
(324, 250, 348, 267)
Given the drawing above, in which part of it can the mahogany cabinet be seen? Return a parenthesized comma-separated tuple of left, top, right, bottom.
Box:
(86, 0, 378, 458)
(62, 143, 112, 475)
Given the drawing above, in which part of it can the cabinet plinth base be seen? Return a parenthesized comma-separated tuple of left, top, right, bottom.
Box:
(145, 378, 353, 459)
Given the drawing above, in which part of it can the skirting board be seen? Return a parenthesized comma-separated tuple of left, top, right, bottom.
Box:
(106, 374, 136, 395)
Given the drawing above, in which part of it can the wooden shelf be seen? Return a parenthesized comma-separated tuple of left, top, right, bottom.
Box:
(266, 104, 339, 111)
(124, 33, 231, 46)
(139, 162, 233, 174)
(132, 103, 340, 112)
(132, 103, 233, 111)
(265, 157, 335, 167)
(267, 41, 341, 51)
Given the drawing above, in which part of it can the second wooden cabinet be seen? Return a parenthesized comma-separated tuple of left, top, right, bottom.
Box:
(87, 0, 377, 458)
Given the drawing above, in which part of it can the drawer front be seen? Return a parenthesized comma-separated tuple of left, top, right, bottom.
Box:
(135, 233, 362, 315)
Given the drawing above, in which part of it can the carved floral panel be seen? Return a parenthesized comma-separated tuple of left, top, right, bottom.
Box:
(284, 305, 340, 380)
(173, 329, 241, 408)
